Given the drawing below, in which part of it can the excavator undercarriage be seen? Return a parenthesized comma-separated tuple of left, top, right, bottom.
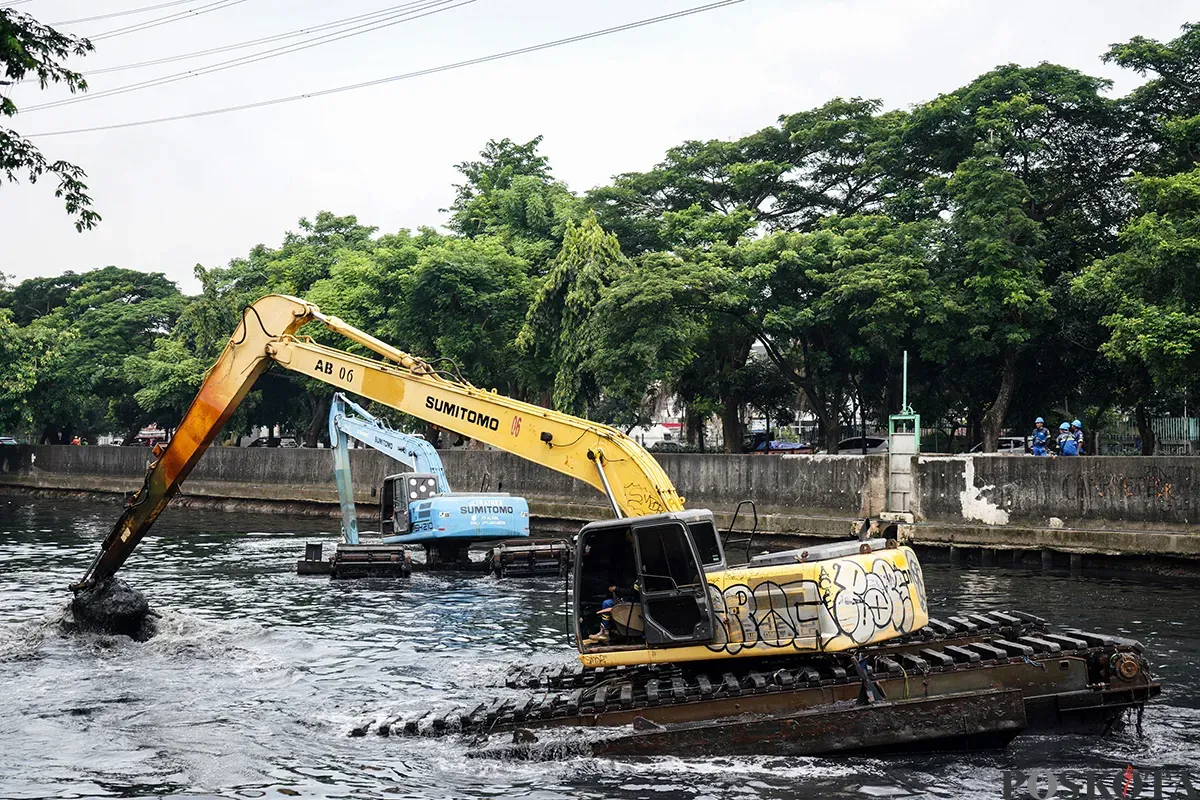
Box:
(296, 538, 571, 578)
(360, 610, 1158, 758)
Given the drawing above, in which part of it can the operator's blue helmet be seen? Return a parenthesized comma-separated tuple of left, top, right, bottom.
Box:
(1059, 422, 1070, 431)
(1035, 417, 1044, 424)
(1072, 419, 1082, 428)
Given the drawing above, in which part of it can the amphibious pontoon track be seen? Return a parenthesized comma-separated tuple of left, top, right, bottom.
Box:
(360, 610, 1157, 741)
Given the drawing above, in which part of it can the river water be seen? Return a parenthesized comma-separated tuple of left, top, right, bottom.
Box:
(1, 495, 1197, 799)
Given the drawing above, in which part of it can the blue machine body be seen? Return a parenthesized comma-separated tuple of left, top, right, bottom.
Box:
(381, 476, 530, 544)
(329, 393, 530, 546)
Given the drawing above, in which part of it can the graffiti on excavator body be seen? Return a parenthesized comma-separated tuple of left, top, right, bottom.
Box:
(622, 483, 667, 514)
(706, 557, 922, 654)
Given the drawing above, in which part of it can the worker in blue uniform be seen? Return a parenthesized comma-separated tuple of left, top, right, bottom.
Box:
(1057, 422, 1079, 456)
(1071, 419, 1085, 455)
(1030, 417, 1049, 456)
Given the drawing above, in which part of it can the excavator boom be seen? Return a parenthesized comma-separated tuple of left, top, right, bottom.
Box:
(74, 294, 682, 589)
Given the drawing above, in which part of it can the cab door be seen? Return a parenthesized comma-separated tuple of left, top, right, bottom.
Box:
(632, 520, 715, 646)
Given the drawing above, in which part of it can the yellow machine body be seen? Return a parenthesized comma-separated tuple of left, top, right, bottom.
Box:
(579, 546, 928, 669)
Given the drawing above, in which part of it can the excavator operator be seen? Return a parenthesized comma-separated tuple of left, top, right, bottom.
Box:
(585, 582, 642, 646)
(580, 527, 642, 646)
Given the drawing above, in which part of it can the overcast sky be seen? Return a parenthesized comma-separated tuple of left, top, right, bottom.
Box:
(2, 0, 1195, 294)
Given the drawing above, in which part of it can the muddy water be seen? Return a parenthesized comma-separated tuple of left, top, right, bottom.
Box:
(1, 495, 1197, 799)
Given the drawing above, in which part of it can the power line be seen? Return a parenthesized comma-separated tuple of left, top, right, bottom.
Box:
(0, 1, 36, 8)
(91, 0, 248, 41)
(69, 0, 445, 77)
(26, 0, 746, 138)
(15, 0, 439, 86)
(23, 0, 469, 112)
(51, 0, 200, 25)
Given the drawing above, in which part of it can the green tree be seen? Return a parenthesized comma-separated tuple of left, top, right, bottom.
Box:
(778, 97, 916, 227)
(587, 139, 774, 447)
(0, 270, 82, 325)
(582, 103, 924, 447)
(1105, 22, 1200, 175)
(587, 128, 791, 255)
(906, 63, 1133, 267)
(900, 64, 1136, 443)
(144, 212, 384, 446)
(0, 309, 58, 432)
(447, 136, 578, 268)
(587, 250, 715, 434)
(923, 155, 1051, 451)
(1, 8, 98, 230)
(744, 216, 932, 451)
(519, 214, 633, 417)
(593, 214, 931, 451)
(395, 236, 533, 396)
(1073, 169, 1200, 427)
(276, 212, 379, 294)
(0, 266, 184, 442)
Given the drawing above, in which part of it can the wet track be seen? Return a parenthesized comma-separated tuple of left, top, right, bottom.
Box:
(1, 495, 1198, 798)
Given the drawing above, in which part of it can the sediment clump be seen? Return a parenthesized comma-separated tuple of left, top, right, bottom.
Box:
(68, 578, 157, 641)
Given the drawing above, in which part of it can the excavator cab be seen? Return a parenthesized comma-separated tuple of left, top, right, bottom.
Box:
(380, 473, 439, 537)
(575, 510, 723, 652)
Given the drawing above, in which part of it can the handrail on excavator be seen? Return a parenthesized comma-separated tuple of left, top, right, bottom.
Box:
(72, 294, 683, 590)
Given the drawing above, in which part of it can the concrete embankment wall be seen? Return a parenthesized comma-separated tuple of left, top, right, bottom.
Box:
(910, 455, 1199, 559)
(1, 446, 1197, 559)
(0, 446, 882, 537)
(917, 455, 1196, 527)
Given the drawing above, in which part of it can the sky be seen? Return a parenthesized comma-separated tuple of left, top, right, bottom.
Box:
(1, 0, 1196, 294)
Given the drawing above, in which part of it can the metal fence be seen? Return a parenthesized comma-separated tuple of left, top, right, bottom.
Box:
(1098, 417, 1199, 455)
(914, 417, 1199, 455)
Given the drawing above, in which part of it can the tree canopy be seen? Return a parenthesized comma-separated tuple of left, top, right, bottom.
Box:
(1, 7, 98, 230)
(4, 21, 1200, 453)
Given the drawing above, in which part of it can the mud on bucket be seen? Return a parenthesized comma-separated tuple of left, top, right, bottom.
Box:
(69, 578, 157, 641)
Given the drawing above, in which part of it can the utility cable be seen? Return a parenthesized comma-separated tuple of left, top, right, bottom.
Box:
(25, 0, 745, 137)
(51, 0, 200, 25)
(66, 0, 446, 77)
(23, 0, 468, 112)
(90, 0, 247, 41)
(13, 0, 439, 85)
(0, 1, 36, 8)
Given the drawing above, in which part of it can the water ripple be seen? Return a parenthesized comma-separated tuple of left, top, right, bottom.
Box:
(0, 496, 1197, 799)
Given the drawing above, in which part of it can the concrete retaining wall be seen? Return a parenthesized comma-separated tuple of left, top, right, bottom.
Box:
(915, 455, 1198, 530)
(0, 445, 881, 537)
(2, 446, 1198, 558)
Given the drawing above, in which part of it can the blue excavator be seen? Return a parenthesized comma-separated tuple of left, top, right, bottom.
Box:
(304, 393, 567, 578)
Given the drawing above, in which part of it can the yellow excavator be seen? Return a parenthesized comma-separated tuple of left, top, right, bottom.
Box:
(73, 294, 928, 668)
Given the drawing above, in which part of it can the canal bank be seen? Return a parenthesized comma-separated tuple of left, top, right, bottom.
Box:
(2, 445, 1198, 564)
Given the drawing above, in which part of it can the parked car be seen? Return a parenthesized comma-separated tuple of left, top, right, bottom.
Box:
(754, 440, 817, 454)
(246, 437, 299, 448)
(833, 436, 889, 454)
(969, 436, 1028, 454)
(0, 436, 18, 446)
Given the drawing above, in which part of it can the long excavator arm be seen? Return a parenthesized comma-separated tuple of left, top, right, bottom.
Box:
(74, 294, 683, 589)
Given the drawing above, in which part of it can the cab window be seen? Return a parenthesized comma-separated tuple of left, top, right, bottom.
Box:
(688, 521, 723, 567)
(635, 523, 701, 592)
